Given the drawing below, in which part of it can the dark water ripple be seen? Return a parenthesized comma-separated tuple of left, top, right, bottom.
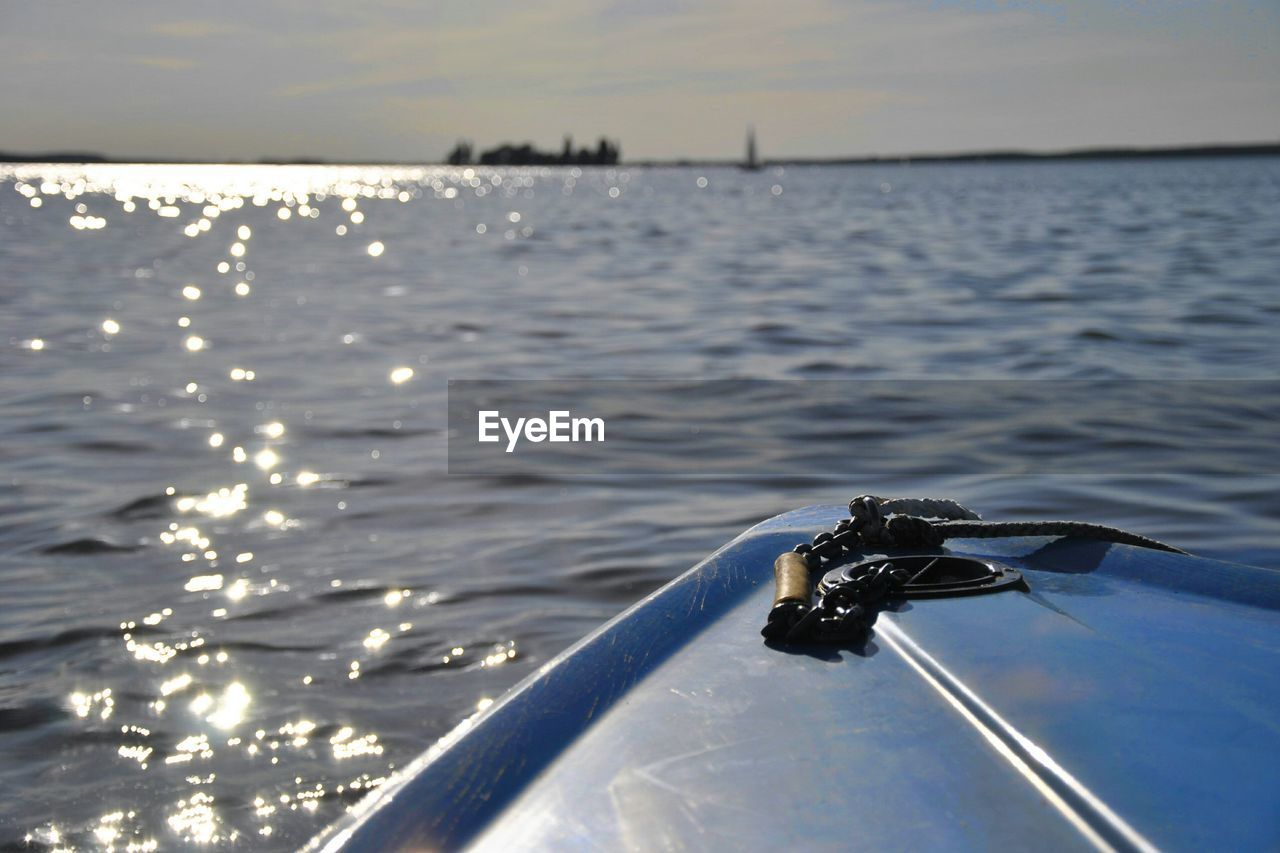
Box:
(1, 159, 1279, 848)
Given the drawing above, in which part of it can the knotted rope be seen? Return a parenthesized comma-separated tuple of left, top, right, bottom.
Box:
(763, 494, 1186, 643)
(799, 494, 1185, 570)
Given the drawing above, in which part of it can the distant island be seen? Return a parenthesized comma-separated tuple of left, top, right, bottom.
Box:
(0, 150, 111, 163)
(0, 141, 1276, 167)
(446, 136, 620, 166)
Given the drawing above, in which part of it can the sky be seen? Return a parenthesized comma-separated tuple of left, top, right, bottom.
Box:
(1, 0, 1277, 162)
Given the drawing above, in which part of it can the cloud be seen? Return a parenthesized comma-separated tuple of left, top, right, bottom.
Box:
(131, 56, 199, 70)
(2, 0, 1276, 159)
(273, 68, 457, 99)
(150, 20, 241, 39)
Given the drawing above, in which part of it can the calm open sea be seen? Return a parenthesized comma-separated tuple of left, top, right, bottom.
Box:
(2, 159, 1278, 849)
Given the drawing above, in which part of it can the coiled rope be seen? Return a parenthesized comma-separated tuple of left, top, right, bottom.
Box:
(762, 494, 1186, 644)
(841, 494, 1186, 557)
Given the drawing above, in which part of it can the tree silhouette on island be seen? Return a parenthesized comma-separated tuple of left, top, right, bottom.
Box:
(447, 135, 620, 167)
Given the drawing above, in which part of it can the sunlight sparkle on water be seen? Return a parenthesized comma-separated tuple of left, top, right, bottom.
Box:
(174, 484, 248, 518)
(184, 575, 224, 593)
(161, 673, 194, 696)
(330, 727, 383, 760)
(70, 689, 115, 720)
(2, 161, 522, 847)
(206, 683, 251, 729)
(167, 792, 225, 844)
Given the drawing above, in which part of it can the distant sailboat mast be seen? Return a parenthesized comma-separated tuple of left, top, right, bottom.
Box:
(742, 125, 761, 171)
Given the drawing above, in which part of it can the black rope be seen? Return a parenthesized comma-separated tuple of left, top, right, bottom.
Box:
(918, 519, 1186, 554)
(763, 494, 1188, 643)
(762, 560, 907, 643)
(838, 494, 1187, 561)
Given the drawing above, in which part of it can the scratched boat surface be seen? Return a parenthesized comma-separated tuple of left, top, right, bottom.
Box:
(311, 505, 1280, 852)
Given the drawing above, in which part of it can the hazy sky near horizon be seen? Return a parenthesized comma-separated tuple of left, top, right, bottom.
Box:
(2, 0, 1277, 162)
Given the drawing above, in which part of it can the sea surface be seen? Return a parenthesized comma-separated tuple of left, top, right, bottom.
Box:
(1, 158, 1278, 849)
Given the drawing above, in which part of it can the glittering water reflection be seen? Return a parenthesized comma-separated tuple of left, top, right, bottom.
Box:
(3, 157, 1278, 849)
(1, 162, 541, 849)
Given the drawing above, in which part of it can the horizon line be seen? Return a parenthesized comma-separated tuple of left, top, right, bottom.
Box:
(2, 140, 1278, 168)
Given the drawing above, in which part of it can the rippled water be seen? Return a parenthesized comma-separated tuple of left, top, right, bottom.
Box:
(2, 159, 1278, 849)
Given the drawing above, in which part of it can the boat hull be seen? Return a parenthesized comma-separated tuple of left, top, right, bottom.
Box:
(312, 505, 1280, 851)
